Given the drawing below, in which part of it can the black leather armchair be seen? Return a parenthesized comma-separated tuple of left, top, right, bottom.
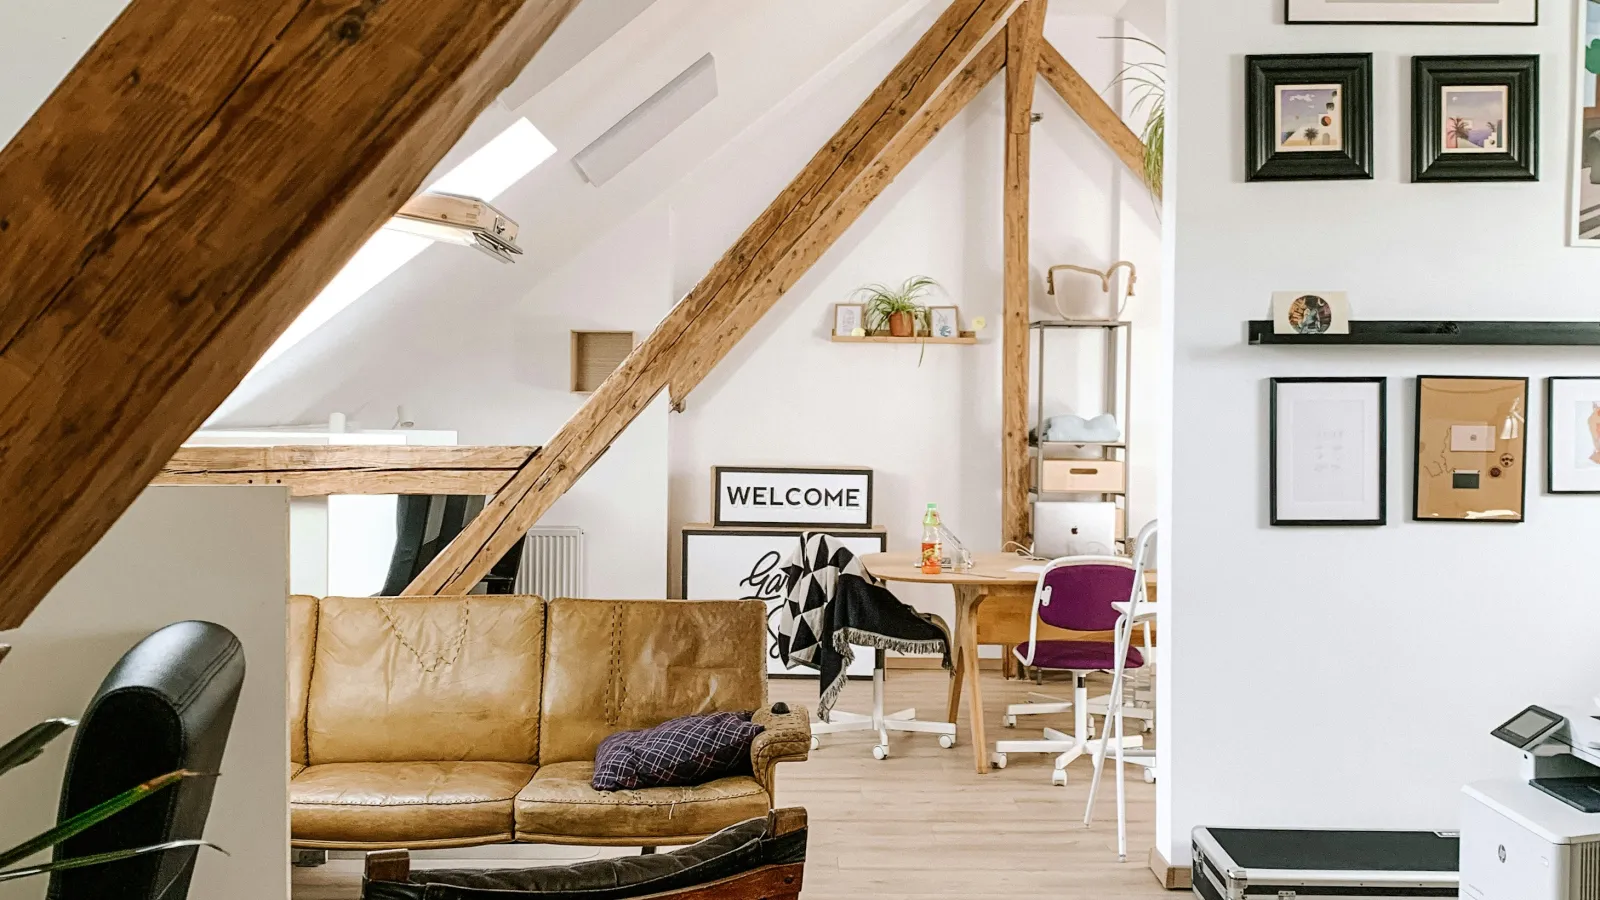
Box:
(47, 621, 246, 900)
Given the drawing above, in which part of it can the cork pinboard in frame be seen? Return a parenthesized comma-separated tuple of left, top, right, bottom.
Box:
(1413, 375, 1529, 522)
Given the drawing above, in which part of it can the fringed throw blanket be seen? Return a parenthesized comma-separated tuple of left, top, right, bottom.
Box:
(778, 533, 951, 719)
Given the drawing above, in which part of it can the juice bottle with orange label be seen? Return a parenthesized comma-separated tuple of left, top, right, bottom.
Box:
(920, 504, 943, 574)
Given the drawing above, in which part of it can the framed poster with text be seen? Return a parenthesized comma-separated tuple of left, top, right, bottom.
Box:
(712, 466, 873, 528)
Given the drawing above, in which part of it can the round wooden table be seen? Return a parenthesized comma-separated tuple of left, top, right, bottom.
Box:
(859, 552, 1044, 774)
(860, 552, 1157, 775)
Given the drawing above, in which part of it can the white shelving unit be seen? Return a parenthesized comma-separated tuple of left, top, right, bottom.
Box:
(1030, 319, 1133, 545)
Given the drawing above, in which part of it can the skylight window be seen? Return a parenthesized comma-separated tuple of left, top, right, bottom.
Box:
(250, 119, 556, 371)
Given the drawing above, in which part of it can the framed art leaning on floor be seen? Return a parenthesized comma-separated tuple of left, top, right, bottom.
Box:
(1547, 377, 1600, 493)
(1270, 377, 1388, 526)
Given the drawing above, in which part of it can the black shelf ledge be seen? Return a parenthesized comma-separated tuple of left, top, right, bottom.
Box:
(1248, 320, 1600, 346)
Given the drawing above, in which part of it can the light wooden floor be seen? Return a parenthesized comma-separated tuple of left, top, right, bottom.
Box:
(293, 669, 1166, 899)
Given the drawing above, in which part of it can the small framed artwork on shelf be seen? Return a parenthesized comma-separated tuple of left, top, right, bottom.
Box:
(927, 306, 961, 339)
(1414, 375, 1529, 522)
(1246, 54, 1373, 182)
(1270, 377, 1388, 526)
(1285, 0, 1535, 25)
(1547, 377, 1600, 493)
(1412, 56, 1539, 183)
(833, 303, 865, 337)
(1272, 291, 1349, 335)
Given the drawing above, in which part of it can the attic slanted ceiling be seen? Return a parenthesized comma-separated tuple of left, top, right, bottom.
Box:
(0, 0, 579, 629)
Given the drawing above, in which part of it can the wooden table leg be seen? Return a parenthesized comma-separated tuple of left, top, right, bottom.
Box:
(946, 642, 965, 725)
(954, 585, 988, 774)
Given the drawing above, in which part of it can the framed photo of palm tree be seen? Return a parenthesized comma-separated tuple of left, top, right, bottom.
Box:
(1413, 56, 1539, 182)
(1246, 54, 1374, 181)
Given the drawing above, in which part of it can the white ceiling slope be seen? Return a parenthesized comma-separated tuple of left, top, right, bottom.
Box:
(213, 0, 940, 425)
(211, 0, 1161, 429)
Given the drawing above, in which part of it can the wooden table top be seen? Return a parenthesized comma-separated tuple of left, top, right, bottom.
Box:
(861, 551, 1158, 590)
(860, 552, 1045, 585)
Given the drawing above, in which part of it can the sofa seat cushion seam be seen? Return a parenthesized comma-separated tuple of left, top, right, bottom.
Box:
(517, 788, 766, 808)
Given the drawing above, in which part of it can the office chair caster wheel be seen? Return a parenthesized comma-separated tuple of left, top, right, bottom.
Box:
(990, 752, 1007, 769)
(872, 745, 888, 760)
(1051, 769, 1068, 787)
(1003, 715, 1017, 728)
(1143, 769, 1156, 784)
(938, 734, 955, 749)
(809, 736, 819, 751)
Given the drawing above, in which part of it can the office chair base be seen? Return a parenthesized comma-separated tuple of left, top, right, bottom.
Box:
(814, 707, 958, 759)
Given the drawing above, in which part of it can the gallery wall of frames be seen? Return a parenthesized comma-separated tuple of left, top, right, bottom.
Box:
(1259, 1, 1600, 527)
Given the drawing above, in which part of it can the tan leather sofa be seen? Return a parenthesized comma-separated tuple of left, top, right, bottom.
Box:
(287, 595, 810, 850)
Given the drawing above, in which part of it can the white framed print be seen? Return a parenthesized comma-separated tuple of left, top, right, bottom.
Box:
(1570, 0, 1600, 245)
(1286, 0, 1536, 25)
(1547, 377, 1600, 493)
(1270, 377, 1388, 526)
(833, 303, 864, 336)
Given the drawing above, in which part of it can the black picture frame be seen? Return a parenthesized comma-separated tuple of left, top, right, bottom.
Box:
(1412, 55, 1539, 183)
(1269, 377, 1388, 526)
(1412, 375, 1530, 523)
(710, 466, 875, 529)
(1546, 377, 1600, 494)
(1285, 0, 1537, 26)
(1247, 54, 1374, 182)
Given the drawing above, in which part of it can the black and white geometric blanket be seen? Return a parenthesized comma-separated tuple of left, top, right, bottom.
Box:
(778, 533, 951, 719)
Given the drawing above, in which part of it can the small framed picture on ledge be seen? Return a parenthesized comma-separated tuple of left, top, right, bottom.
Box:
(833, 303, 864, 337)
(1412, 56, 1539, 183)
(927, 306, 961, 339)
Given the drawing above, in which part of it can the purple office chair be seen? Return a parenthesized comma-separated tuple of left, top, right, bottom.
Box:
(989, 556, 1145, 786)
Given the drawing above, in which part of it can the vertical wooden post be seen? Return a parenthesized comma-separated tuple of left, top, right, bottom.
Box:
(1001, 0, 1047, 549)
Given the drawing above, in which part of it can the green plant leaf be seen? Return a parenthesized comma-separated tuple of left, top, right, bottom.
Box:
(0, 770, 200, 870)
(1587, 39, 1600, 77)
(0, 840, 224, 883)
(0, 719, 75, 780)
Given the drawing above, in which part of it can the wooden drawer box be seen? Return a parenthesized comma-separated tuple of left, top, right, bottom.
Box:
(1037, 459, 1125, 493)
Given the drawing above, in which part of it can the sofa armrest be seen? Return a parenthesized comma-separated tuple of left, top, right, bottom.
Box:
(750, 705, 811, 795)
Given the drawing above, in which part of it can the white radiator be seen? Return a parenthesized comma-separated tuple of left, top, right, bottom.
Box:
(513, 526, 586, 599)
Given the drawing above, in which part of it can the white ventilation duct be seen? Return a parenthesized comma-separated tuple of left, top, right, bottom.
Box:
(572, 53, 717, 187)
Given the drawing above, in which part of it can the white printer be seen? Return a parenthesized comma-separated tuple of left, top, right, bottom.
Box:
(1462, 704, 1600, 900)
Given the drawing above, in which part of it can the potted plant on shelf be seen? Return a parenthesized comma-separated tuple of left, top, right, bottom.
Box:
(857, 276, 937, 337)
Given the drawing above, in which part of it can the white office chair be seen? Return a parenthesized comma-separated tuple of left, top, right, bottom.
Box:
(1084, 519, 1158, 862)
(810, 647, 955, 759)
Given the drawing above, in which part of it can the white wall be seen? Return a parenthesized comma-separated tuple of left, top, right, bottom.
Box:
(665, 12, 1164, 627)
(0, 487, 289, 899)
(1161, 1, 1600, 865)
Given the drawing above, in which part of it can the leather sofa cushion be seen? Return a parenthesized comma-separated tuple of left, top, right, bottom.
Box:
(307, 596, 545, 764)
(539, 599, 767, 765)
(515, 761, 769, 845)
(291, 761, 533, 847)
(288, 595, 318, 767)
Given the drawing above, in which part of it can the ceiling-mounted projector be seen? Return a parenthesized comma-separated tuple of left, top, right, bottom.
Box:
(383, 192, 523, 263)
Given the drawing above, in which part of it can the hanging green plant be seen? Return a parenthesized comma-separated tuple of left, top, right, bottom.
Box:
(1105, 36, 1166, 201)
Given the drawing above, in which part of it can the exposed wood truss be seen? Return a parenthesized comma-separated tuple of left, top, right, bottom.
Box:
(1001, 0, 1047, 548)
(155, 445, 537, 496)
(0, 0, 578, 628)
(1038, 39, 1153, 195)
(404, 0, 1022, 596)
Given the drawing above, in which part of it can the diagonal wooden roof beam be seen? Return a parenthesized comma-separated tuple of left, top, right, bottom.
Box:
(1037, 38, 1155, 196)
(0, 0, 577, 628)
(404, 0, 1022, 597)
(154, 445, 538, 496)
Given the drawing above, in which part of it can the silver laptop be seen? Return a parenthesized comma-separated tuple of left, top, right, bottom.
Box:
(1033, 501, 1119, 559)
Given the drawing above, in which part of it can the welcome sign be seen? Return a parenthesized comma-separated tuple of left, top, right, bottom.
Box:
(712, 466, 874, 528)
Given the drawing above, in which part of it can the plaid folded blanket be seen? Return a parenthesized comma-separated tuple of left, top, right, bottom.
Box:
(777, 533, 950, 719)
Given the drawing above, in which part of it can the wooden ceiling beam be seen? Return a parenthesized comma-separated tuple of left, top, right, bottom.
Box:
(0, 0, 577, 629)
(1001, 0, 1048, 549)
(403, 0, 1020, 597)
(1037, 39, 1154, 196)
(154, 445, 537, 496)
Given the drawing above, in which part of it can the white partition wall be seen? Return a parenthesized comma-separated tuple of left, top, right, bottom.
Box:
(0, 486, 290, 899)
(1161, 0, 1600, 868)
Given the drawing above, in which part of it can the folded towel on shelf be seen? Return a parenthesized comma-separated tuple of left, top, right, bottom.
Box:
(1040, 413, 1121, 444)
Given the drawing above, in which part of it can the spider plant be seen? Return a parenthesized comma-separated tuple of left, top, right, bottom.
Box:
(1104, 36, 1165, 201)
(856, 276, 937, 337)
(0, 719, 221, 883)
